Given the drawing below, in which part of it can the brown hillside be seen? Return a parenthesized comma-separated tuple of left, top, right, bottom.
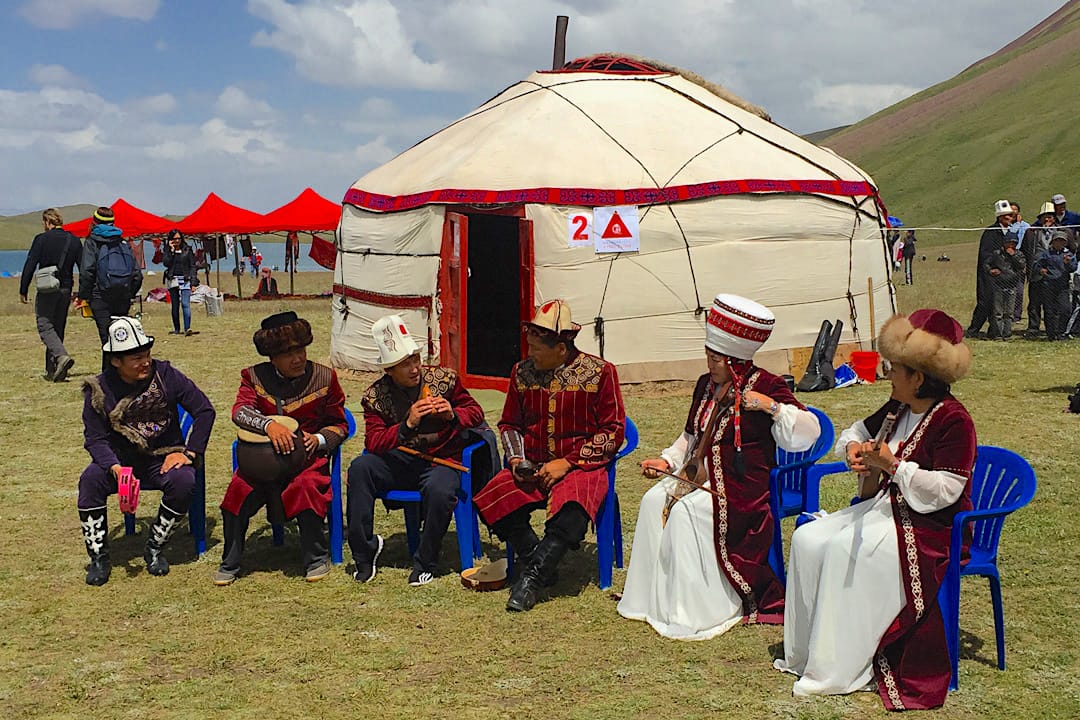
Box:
(828, 1, 1080, 159)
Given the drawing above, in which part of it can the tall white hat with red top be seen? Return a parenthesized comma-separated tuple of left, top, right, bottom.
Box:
(704, 294, 775, 360)
(372, 314, 421, 368)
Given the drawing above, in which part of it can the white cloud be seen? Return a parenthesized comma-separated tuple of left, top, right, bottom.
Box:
(248, 0, 450, 89)
(810, 83, 922, 127)
(339, 97, 452, 146)
(128, 93, 177, 115)
(244, 0, 1065, 132)
(353, 136, 396, 166)
(214, 86, 276, 125)
(19, 0, 161, 30)
(28, 63, 89, 89)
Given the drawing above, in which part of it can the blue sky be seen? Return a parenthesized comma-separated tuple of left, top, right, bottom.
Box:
(0, 0, 1066, 215)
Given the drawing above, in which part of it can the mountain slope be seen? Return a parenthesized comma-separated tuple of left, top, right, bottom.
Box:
(826, 1, 1080, 237)
(0, 205, 96, 250)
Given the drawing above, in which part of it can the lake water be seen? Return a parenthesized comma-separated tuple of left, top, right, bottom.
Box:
(0, 243, 331, 276)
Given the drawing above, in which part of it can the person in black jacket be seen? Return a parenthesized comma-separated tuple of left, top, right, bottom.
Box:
(19, 208, 83, 381)
(901, 230, 918, 285)
(985, 235, 1026, 340)
(966, 200, 1015, 338)
(78, 206, 143, 371)
(1034, 232, 1078, 340)
(1023, 204, 1057, 337)
(161, 229, 199, 336)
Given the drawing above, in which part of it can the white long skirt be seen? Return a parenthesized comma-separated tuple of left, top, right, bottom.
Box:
(617, 483, 745, 640)
(774, 492, 906, 695)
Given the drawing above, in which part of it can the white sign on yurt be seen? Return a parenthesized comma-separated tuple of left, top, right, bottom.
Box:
(567, 211, 593, 247)
(593, 205, 640, 253)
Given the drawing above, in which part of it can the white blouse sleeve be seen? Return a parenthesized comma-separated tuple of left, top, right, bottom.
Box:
(893, 462, 968, 514)
(771, 404, 820, 452)
(835, 420, 871, 459)
(659, 431, 693, 475)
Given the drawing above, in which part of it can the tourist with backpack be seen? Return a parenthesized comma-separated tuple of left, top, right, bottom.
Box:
(78, 207, 143, 372)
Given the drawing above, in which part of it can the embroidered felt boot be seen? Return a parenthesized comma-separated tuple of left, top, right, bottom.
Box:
(79, 508, 111, 586)
(144, 502, 184, 576)
(506, 534, 569, 612)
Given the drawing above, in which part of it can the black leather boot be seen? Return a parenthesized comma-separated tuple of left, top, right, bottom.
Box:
(506, 534, 569, 612)
(79, 508, 111, 586)
(297, 510, 331, 582)
(144, 503, 184, 576)
(214, 508, 250, 585)
(492, 512, 540, 568)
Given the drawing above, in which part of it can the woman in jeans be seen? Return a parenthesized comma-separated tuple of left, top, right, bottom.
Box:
(162, 229, 200, 336)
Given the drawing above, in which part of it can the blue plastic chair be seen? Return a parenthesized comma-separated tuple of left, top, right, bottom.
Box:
(767, 406, 835, 586)
(941, 446, 1036, 690)
(123, 405, 206, 556)
(231, 408, 356, 565)
(377, 439, 487, 572)
(496, 417, 639, 591)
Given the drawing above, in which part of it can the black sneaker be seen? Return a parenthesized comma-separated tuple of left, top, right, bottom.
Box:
(408, 568, 435, 586)
(352, 534, 383, 583)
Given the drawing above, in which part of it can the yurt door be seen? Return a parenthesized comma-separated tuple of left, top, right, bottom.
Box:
(439, 212, 468, 373)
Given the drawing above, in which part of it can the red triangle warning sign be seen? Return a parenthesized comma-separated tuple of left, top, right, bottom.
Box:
(600, 211, 633, 239)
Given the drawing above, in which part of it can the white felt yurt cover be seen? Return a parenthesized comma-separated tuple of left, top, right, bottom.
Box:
(332, 58, 895, 382)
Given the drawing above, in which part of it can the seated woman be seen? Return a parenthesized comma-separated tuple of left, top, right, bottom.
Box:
(775, 308, 976, 711)
(617, 294, 820, 639)
(254, 267, 279, 298)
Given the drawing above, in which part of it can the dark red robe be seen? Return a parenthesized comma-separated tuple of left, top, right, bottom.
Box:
(220, 361, 348, 519)
(473, 351, 625, 523)
(859, 396, 976, 711)
(685, 369, 806, 625)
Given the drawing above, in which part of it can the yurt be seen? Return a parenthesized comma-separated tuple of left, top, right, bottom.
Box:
(332, 55, 895, 387)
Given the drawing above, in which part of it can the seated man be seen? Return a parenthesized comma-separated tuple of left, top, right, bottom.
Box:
(347, 315, 487, 586)
(254, 267, 280, 298)
(474, 300, 626, 612)
(214, 311, 348, 585)
(78, 317, 215, 586)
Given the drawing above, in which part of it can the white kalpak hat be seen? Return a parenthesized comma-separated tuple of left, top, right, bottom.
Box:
(372, 314, 421, 368)
(103, 316, 154, 355)
(704, 294, 775, 360)
(993, 199, 1013, 217)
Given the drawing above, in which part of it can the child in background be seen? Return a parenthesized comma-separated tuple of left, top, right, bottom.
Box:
(984, 235, 1025, 339)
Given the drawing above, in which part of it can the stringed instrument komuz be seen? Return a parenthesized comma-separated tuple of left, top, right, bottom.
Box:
(856, 407, 902, 499)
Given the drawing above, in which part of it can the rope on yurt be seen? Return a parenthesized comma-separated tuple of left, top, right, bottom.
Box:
(844, 208, 861, 341)
(594, 257, 617, 358)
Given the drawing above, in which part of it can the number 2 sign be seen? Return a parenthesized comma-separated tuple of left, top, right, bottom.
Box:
(567, 211, 593, 248)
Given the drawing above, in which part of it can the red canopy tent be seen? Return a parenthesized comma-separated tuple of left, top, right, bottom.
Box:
(253, 188, 340, 232)
(175, 192, 267, 234)
(63, 198, 173, 238)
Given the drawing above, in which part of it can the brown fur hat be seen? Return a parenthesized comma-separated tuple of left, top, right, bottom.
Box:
(253, 311, 313, 357)
(878, 309, 972, 384)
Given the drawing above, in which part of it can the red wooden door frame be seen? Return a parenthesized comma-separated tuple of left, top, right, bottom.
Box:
(438, 212, 468, 376)
(445, 213, 534, 393)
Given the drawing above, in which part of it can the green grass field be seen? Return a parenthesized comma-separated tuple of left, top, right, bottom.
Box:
(0, 255, 1077, 719)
